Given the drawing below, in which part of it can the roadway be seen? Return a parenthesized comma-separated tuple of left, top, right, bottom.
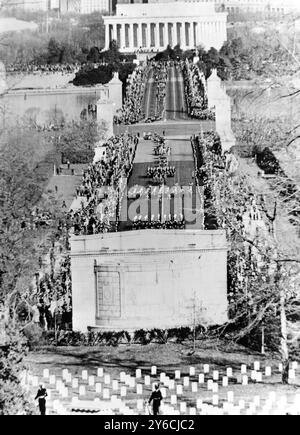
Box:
(165, 64, 189, 121)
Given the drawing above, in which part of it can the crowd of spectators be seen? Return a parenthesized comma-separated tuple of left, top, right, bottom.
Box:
(70, 134, 138, 235)
(34, 255, 72, 330)
(191, 132, 263, 234)
(182, 61, 213, 120)
(19, 208, 54, 231)
(144, 62, 168, 122)
(132, 214, 185, 230)
(6, 62, 80, 75)
(115, 66, 148, 125)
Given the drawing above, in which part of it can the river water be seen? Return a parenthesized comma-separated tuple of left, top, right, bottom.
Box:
(0, 72, 101, 128)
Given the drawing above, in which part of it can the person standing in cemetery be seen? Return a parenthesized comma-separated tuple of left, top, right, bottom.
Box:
(148, 384, 163, 416)
(35, 384, 48, 415)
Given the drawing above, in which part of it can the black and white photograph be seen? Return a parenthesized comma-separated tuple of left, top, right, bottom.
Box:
(0, 0, 300, 419)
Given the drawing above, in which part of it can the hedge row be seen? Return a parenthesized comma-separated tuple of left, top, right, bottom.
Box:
(40, 326, 208, 347)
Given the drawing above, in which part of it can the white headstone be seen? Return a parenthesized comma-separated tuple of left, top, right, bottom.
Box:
(183, 376, 189, 387)
(112, 380, 119, 391)
(79, 385, 85, 396)
(136, 384, 143, 395)
(222, 376, 228, 387)
(97, 368, 104, 377)
(144, 375, 151, 386)
(254, 361, 260, 371)
(66, 373, 72, 383)
(227, 391, 234, 403)
(175, 370, 181, 379)
(103, 388, 110, 399)
(256, 372, 263, 383)
(213, 370, 219, 381)
(56, 380, 63, 390)
(265, 367, 272, 377)
(289, 369, 296, 380)
(226, 367, 233, 377)
(180, 402, 187, 413)
(121, 386, 127, 397)
(176, 385, 183, 395)
(189, 367, 196, 376)
(196, 399, 203, 409)
(192, 382, 198, 393)
(161, 387, 167, 399)
(82, 370, 88, 381)
(242, 375, 248, 386)
(203, 364, 210, 374)
(169, 380, 175, 390)
(136, 369, 142, 379)
(43, 369, 50, 379)
(72, 378, 78, 389)
(171, 395, 177, 405)
(207, 380, 213, 391)
(212, 383, 218, 393)
(88, 376, 95, 386)
(198, 374, 205, 384)
(96, 382, 102, 393)
(241, 364, 247, 374)
(151, 366, 157, 375)
(160, 372, 166, 382)
(104, 374, 111, 385)
(32, 376, 39, 387)
(213, 395, 219, 406)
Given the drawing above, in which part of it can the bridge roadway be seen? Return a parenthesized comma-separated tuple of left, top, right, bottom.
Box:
(165, 64, 189, 121)
(141, 64, 189, 122)
(117, 64, 211, 231)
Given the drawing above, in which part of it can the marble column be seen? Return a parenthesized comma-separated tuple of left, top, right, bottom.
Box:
(189, 22, 194, 48)
(112, 23, 117, 43)
(209, 22, 213, 47)
(147, 22, 151, 48)
(120, 23, 125, 50)
(138, 22, 143, 48)
(105, 23, 110, 49)
(181, 21, 187, 49)
(154, 23, 159, 49)
(195, 22, 199, 47)
(172, 22, 177, 47)
(162, 23, 166, 47)
(128, 23, 134, 50)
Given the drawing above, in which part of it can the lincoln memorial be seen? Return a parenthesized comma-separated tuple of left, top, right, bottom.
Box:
(103, 1, 228, 52)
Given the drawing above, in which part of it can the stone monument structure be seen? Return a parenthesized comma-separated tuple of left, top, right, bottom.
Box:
(94, 73, 122, 162)
(103, 1, 227, 52)
(0, 61, 7, 95)
(71, 230, 228, 332)
(207, 69, 236, 151)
